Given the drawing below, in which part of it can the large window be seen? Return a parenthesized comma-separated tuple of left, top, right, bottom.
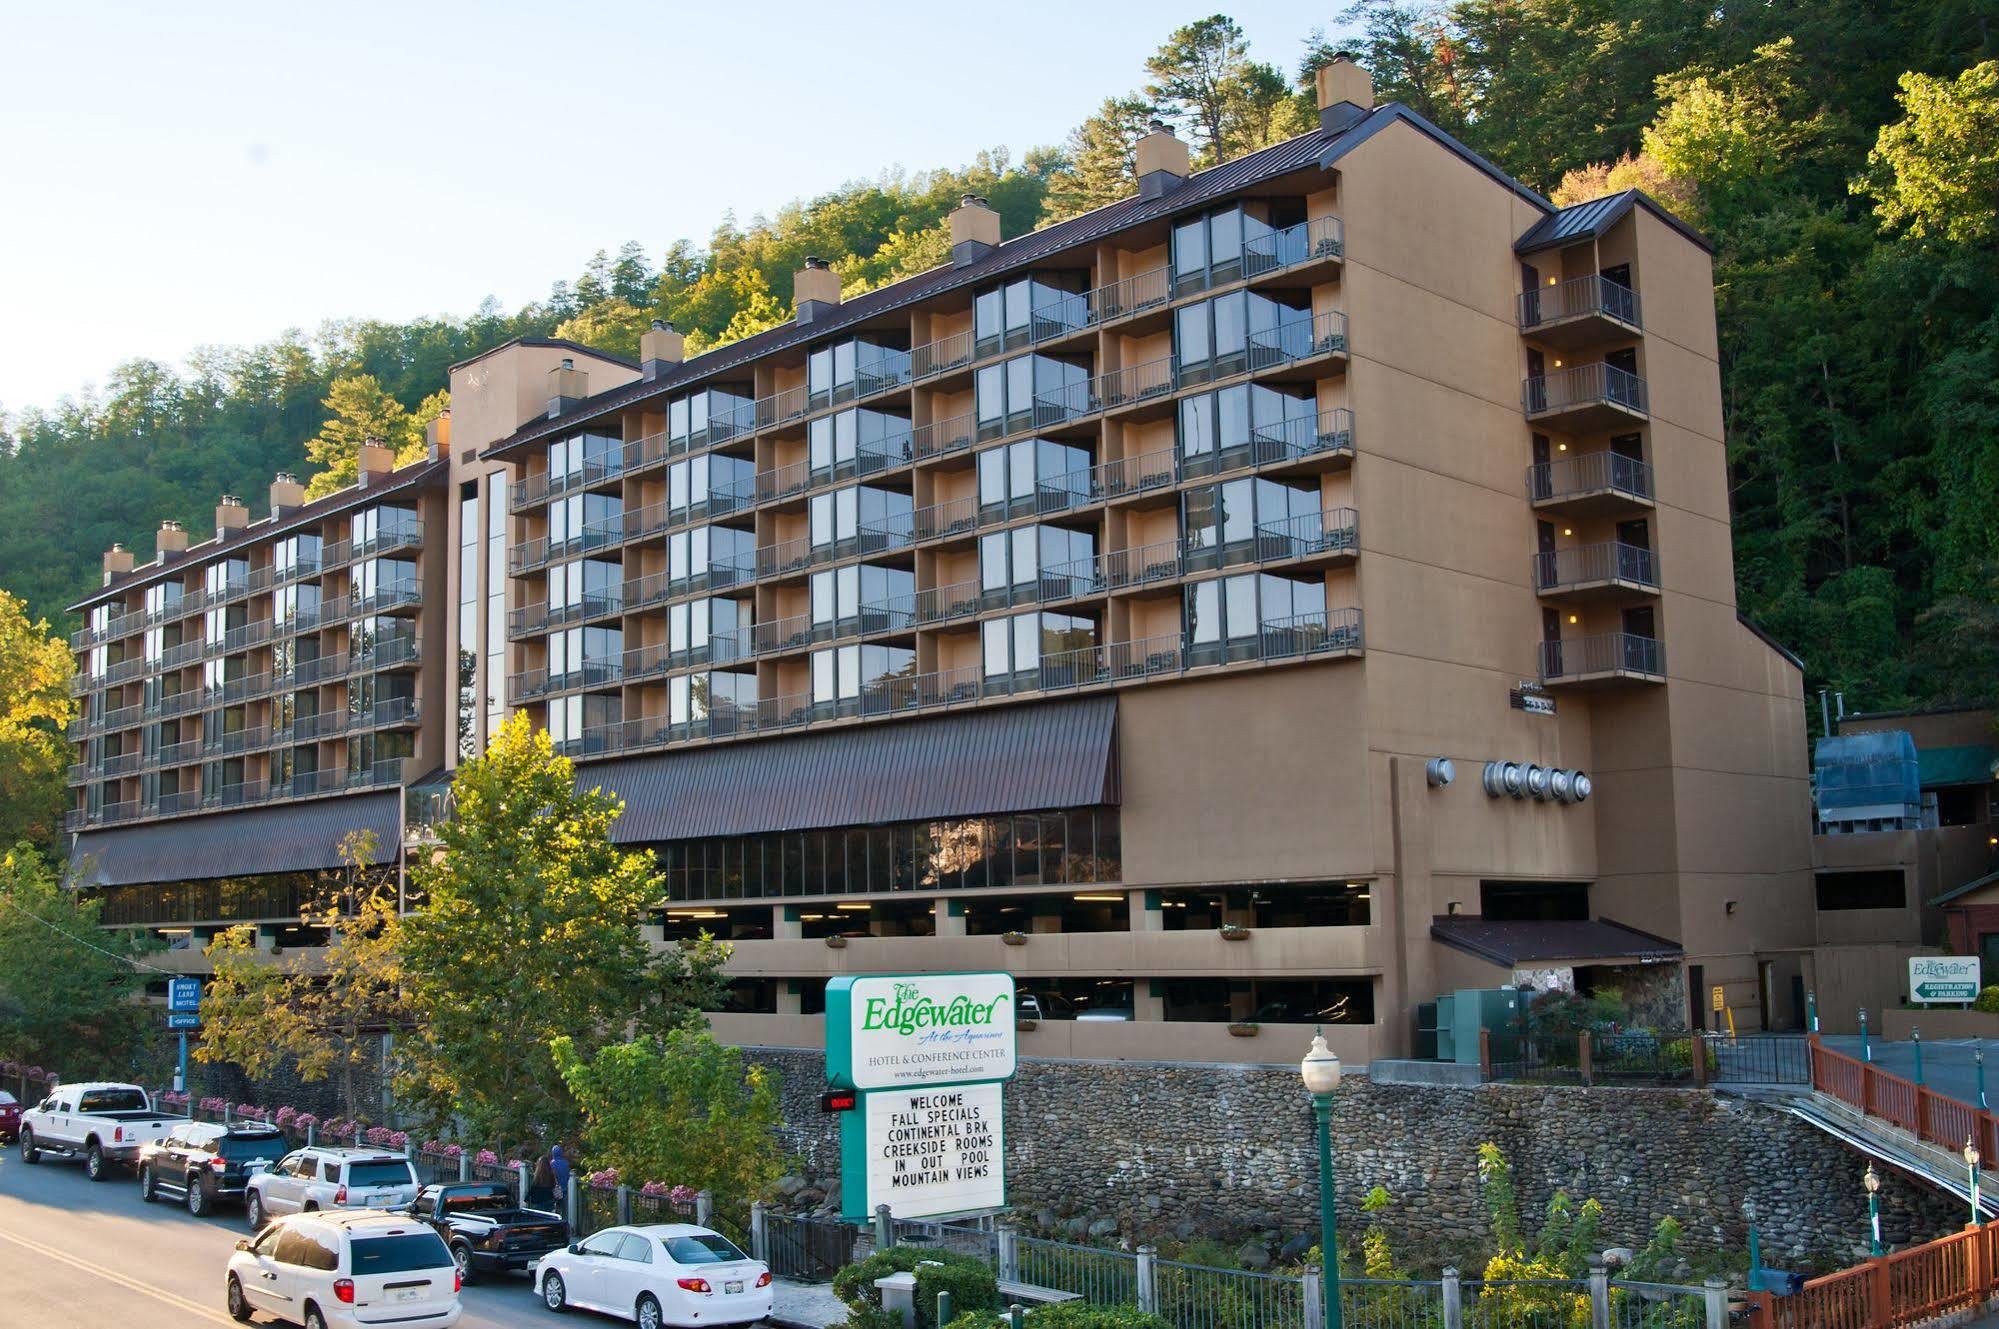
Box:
(808, 339, 911, 411)
(1185, 572, 1326, 663)
(1158, 883, 1370, 929)
(975, 354, 1090, 441)
(274, 583, 320, 633)
(547, 558, 621, 621)
(147, 581, 186, 620)
(547, 625, 622, 689)
(809, 485, 913, 555)
(1814, 871, 1907, 911)
(668, 525, 756, 593)
(549, 492, 621, 557)
(974, 277, 1088, 356)
(665, 598, 750, 666)
(1183, 476, 1321, 569)
(809, 409, 913, 480)
(979, 526, 1097, 607)
(201, 561, 246, 601)
(1174, 291, 1310, 385)
(810, 564, 915, 637)
(976, 438, 1093, 518)
(809, 643, 915, 712)
(668, 453, 754, 520)
(274, 533, 322, 581)
(964, 892, 1128, 936)
(352, 557, 417, 610)
(656, 806, 1122, 901)
(351, 504, 419, 554)
(548, 691, 623, 755)
(548, 433, 621, 488)
(667, 387, 753, 448)
(981, 610, 1099, 681)
(1178, 385, 1317, 476)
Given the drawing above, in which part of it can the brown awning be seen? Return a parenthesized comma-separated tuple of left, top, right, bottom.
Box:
(68, 791, 401, 887)
(1429, 916, 1683, 966)
(585, 696, 1119, 842)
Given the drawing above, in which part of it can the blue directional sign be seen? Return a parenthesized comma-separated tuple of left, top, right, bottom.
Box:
(167, 977, 202, 1013)
(166, 1011, 200, 1030)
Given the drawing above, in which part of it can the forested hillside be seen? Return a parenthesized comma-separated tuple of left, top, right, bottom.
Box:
(2, 3, 1994, 722)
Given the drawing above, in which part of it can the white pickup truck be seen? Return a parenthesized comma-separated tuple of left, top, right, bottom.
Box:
(18, 1081, 177, 1181)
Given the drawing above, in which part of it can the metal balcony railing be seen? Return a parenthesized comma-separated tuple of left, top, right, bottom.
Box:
(1517, 274, 1641, 332)
(910, 329, 976, 382)
(1523, 362, 1649, 417)
(1527, 451, 1655, 505)
(1532, 540, 1658, 593)
(1540, 631, 1664, 681)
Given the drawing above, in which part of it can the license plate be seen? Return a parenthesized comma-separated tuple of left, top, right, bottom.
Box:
(726, 1281, 744, 1295)
(393, 1288, 421, 1304)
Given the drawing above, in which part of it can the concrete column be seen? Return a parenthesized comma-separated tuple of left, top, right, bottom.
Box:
(1387, 754, 1439, 1058)
(876, 1272, 917, 1329)
(1133, 980, 1165, 1022)
(1131, 889, 1164, 933)
(751, 1201, 769, 1263)
(933, 897, 966, 938)
(1136, 1245, 1158, 1312)
(1442, 1269, 1463, 1329)
(1587, 1256, 1610, 1329)
(1702, 1279, 1728, 1329)
(778, 982, 804, 1016)
(773, 906, 802, 940)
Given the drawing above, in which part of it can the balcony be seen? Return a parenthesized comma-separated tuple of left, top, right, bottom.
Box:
(508, 590, 624, 640)
(1518, 274, 1641, 349)
(1523, 362, 1648, 430)
(1540, 631, 1665, 686)
(1184, 508, 1360, 575)
(1527, 451, 1655, 516)
(1532, 541, 1658, 601)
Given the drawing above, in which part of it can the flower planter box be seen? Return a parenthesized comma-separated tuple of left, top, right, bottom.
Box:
(1227, 1022, 1261, 1038)
(824, 935, 848, 949)
(1002, 931, 1029, 946)
(1220, 924, 1252, 941)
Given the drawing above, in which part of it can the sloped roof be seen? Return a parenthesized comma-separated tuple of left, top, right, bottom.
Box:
(1430, 915, 1684, 966)
(482, 103, 1555, 464)
(1920, 745, 1999, 788)
(1514, 188, 1711, 256)
(1932, 868, 1999, 908)
(68, 791, 402, 887)
(583, 696, 1119, 842)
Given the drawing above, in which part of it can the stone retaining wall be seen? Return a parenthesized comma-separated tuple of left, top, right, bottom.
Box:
(744, 1047, 1964, 1273)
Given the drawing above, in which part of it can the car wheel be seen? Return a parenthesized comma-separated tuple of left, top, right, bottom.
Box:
(542, 1271, 569, 1313)
(451, 1242, 475, 1286)
(85, 1141, 107, 1181)
(188, 1177, 209, 1217)
(226, 1274, 253, 1323)
(18, 1129, 36, 1164)
(637, 1292, 664, 1329)
(140, 1164, 157, 1202)
(245, 1192, 264, 1230)
(304, 1303, 328, 1329)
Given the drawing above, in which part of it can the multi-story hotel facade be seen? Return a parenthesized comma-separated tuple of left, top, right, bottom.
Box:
(64, 61, 1820, 1062)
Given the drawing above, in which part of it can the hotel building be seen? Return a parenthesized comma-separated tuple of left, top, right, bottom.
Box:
(65, 60, 1820, 1061)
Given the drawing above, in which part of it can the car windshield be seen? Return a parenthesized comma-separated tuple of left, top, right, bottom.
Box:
(76, 1088, 148, 1112)
(219, 1135, 287, 1162)
(0, 1091, 15, 1106)
(349, 1233, 452, 1275)
(348, 1161, 416, 1187)
(666, 1234, 748, 1264)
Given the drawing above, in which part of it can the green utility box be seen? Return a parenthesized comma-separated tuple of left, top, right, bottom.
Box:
(1430, 987, 1522, 1065)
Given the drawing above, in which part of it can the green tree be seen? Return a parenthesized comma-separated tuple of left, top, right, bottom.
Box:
(0, 590, 73, 854)
(396, 715, 728, 1147)
(1044, 95, 1159, 222)
(1859, 60, 1999, 244)
(553, 297, 655, 362)
(1145, 15, 1254, 164)
(1641, 39, 1834, 225)
(550, 1026, 784, 1205)
(302, 374, 448, 498)
(194, 831, 405, 1117)
(0, 845, 154, 1075)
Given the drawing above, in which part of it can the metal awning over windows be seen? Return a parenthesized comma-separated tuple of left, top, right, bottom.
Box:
(588, 696, 1120, 842)
(68, 791, 401, 887)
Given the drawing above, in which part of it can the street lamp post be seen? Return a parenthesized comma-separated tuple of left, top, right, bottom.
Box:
(1808, 989, 1819, 1035)
(1864, 1165, 1883, 1257)
(1966, 1141, 1981, 1224)
(1860, 1008, 1871, 1063)
(1979, 1047, 1988, 1111)
(1914, 1028, 1925, 1086)
(1301, 1032, 1345, 1329)
(1743, 1198, 1762, 1286)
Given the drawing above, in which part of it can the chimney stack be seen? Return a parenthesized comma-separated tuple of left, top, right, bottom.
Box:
(546, 357, 588, 418)
(948, 195, 1001, 267)
(640, 319, 686, 381)
(425, 409, 451, 459)
(215, 494, 249, 536)
(358, 438, 395, 483)
(1316, 54, 1374, 132)
(1135, 120, 1191, 200)
(102, 543, 135, 586)
(793, 257, 842, 324)
(156, 519, 189, 561)
(270, 472, 306, 514)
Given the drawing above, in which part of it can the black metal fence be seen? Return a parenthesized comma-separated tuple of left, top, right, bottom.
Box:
(765, 1212, 857, 1282)
(1501, 1033, 1813, 1087)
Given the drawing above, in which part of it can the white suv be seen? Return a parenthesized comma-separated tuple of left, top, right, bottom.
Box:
(245, 1147, 421, 1229)
(227, 1211, 460, 1329)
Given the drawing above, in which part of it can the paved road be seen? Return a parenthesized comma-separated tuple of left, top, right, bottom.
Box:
(0, 1145, 572, 1328)
(1818, 1034, 1999, 1112)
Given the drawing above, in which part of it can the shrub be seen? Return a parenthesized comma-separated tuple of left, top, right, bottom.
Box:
(833, 1307, 909, 1329)
(978, 1307, 1168, 1329)
(1974, 985, 1999, 1014)
(833, 1247, 998, 1328)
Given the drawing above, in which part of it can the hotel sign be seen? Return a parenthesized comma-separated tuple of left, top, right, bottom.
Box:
(1910, 956, 1981, 1004)
(828, 972, 1016, 1221)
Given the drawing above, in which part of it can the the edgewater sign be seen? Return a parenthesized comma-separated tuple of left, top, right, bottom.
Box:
(828, 972, 1016, 1221)
(827, 972, 1017, 1091)
(1910, 955, 1982, 1004)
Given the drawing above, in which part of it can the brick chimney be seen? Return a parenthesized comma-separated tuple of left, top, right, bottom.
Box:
(102, 543, 135, 586)
(156, 519, 189, 561)
(948, 195, 1001, 266)
(1316, 54, 1374, 132)
(270, 472, 306, 514)
(215, 494, 249, 536)
(358, 438, 395, 483)
(793, 257, 842, 324)
(546, 357, 588, 418)
(640, 319, 686, 381)
(1135, 121, 1190, 200)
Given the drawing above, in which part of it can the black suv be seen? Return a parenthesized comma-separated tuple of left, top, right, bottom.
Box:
(136, 1121, 288, 1217)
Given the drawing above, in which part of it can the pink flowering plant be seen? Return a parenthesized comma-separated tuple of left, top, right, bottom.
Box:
(586, 1168, 620, 1190)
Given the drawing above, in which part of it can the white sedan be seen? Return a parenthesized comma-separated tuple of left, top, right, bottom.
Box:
(534, 1223, 773, 1329)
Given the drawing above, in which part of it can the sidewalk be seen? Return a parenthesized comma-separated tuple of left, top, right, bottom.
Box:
(773, 1277, 847, 1329)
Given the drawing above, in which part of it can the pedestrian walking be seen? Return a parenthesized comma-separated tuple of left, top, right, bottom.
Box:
(529, 1152, 556, 1210)
(549, 1142, 571, 1195)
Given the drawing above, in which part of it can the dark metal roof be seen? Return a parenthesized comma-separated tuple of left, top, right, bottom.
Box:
(1737, 612, 1804, 671)
(584, 696, 1119, 842)
(67, 791, 402, 887)
(1429, 915, 1684, 966)
(1316, 102, 1551, 211)
(1513, 189, 1712, 257)
(1931, 868, 1999, 908)
(69, 458, 449, 613)
(446, 336, 639, 376)
(479, 122, 1370, 463)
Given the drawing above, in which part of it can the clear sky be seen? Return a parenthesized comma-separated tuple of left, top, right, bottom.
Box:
(0, 0, 1341, 415)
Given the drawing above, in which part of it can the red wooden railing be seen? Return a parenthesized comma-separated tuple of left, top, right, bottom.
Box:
(1752, 1220, 1999, 1329)
(1810, 1039, 1999, 1164)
